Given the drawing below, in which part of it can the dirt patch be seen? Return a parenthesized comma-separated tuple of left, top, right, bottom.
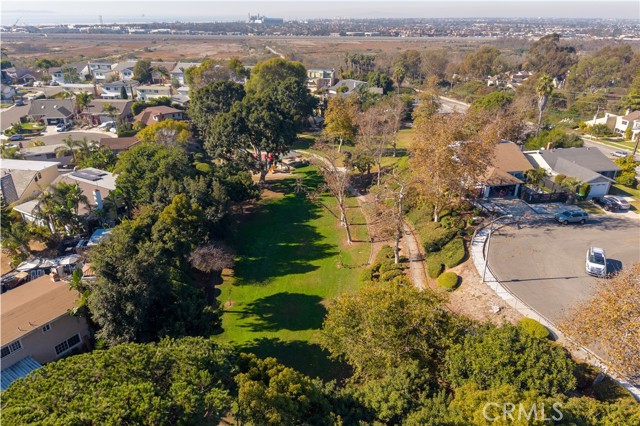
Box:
(444, 260, 523, 325)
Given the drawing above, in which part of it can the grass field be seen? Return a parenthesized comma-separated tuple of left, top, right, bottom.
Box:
(214, 167, 370, 380)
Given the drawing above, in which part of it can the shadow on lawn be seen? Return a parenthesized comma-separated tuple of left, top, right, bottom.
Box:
(233, 185, 337, 285)
(240, 337, 352, 381)
(241, 292, 326, 332)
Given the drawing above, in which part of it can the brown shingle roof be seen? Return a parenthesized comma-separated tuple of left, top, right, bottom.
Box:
(1, 276, 80, 346)
(99, 136, 139, 151)
(492, 142, 533, 173)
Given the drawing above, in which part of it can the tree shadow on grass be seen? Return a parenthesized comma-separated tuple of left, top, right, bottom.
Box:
(240, 292, 327, 332)
(240, 337, 352, 381)
(233, 191, 337, 285)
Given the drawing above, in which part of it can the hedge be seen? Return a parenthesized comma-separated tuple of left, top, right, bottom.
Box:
(359, 267, 374, 283)
(379, 262, 405, 274)
(375, 245, 395, 263)
(519, 318, 550, 339)
(427, 259, 444, 279)
(380, 269, 404, 282)
(437, 272, 459, 291)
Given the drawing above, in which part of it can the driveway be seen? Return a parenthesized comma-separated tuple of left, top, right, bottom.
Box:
(487, 215, 640, 323)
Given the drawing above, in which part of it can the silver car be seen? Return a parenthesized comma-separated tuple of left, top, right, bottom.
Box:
(586, 246, 607, 277)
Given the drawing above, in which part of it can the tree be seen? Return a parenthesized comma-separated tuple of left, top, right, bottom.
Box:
(101, 102, 118, 124)
(525, 33, 577, 77)
(1, 337, 237, 425)
(322, 96, 358, 152)
(313, 141, 354, 244)
(119, 85, 128, 99)
(320, 281, 460, 378)
(133, 58, 153, 83)
(244, 57, 307, 98)
(444, 324, 577, 396)
(372, 169, 410, 264)
(560, 176, 582, 204)
(76, 144, 117, 171)
(356, 103, 395, 185)
(0, 59, 12, 69)
(459, 46, 505, 79)
(535, 74, 554, 137)
(561, 264, 640, 380)
(74, 91, 92, 118)
(614, 156, 639, 187)
(411, 89, 441, 126)
(525, 168, 548, 189)
(136, 119, 192, 146)
(34, 58, 54, 75)
(234, 355, 333, 426)
(184, 58, 246, 89)
(189, 242, 235, 305)
(471, 91, 513, 113)
(188, 80, 245, 138)
(380, 95, 406, 157)
(34, 182, 89, 236)
(410, 112, 498, 222)
(152, 64, 170, 84)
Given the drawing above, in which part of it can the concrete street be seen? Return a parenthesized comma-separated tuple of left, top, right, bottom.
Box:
(487, 215, 640, 323)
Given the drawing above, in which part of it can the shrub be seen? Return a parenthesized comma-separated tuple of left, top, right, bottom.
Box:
(440, 237, 466, 269)
(379, 262, 405, 274)
(381, 269, 404, 282)
(375, 245, 395, 264)
(519, 318, 550, 339)
(554, 174, 567, 185)
(616, 172, 637, 187)
(427, 258, 444, 278)
(437, 272, 459, 291)
(360, 267, 375, 283)
(578, 182, 591, 198)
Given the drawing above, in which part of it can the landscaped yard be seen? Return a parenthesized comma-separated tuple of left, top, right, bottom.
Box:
(214, 167, 370, 380)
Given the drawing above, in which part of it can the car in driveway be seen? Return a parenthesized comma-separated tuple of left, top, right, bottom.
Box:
(7, 134, 24, 141)
(56, 122, 71, 132)
(612, 151, 629, 158)
(555, 209, 589, 224)
(604, 195, 630, 211)
(586, 246, 607, 277)
(594, 196, 619, 211)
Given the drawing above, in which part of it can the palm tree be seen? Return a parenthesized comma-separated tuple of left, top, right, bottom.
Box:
(35, 183, 89, 236)
(102, 102, 118, 124)
(75, 92, 92, 119)
(525, 168, 548, 189)
(55, 136, 80, 163)
(560, 177, 581, 205)
(536, 74, 554, 137)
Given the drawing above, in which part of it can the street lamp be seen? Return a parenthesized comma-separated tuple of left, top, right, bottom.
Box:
(482, 214, 513, 283)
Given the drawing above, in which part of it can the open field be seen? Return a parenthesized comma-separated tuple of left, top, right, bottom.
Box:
(214, 167, 370, 380)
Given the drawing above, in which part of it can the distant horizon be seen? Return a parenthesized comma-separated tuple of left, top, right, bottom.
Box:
(2, 1, 639, 25)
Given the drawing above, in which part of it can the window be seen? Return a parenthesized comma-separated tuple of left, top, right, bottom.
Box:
(1, 340, 23, 358)
(42, 324, 51, 333)
(55, 334, 81, 355)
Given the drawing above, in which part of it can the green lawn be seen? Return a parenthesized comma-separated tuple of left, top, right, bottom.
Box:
(214, 167, 370, 380)
(21, 123, 45, 131)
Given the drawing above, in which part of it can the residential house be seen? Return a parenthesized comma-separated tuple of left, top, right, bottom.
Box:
(53, 168, 117, 214)
(99, 80, 139, 99)
(307, 68, 337, 92)
(0, 159, 60, 205)
(616, 110, 640, 140)
(50, 64, 84, 84)
(111, 61, 137, 81)
(28, 99, 75, 125)
(480, 141, 533, 198)
(20, 144, 73, 166)
(0, 275, 90, 389)
(14, 255, 82, 281)
(80, 99, 133, 125)
(150, 61, 177, 84)
(6, 68, 42, 85)
(135, 85, 172, 101)
(328, 79, 367, 96)
(84, 62, 116, 81)
(134, 105, 184, 126)
(99, 136, 140, 154)
(172, 85, 190, 106)
(525, 147, 621, 198)
(1, 84, 17, 101)
(584, 112, 620, 132)
(170, 62, 200, 85)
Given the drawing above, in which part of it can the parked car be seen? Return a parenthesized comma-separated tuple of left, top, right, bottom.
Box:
(554, 209, 589, 225)
(604, 195, 630, 211)
(56, 122, 71, 132)
(585, 246, 607, 277)
(612, 151, 629, 158)
(594, 196, 619, 211)
(14, 100, 25, 106)
(8, 134, 24, 141)
(98, 121, 116, 129)
(50, 81, 60, 86)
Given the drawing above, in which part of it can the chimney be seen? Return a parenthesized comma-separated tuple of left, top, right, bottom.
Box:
(93, 189, 103, 209)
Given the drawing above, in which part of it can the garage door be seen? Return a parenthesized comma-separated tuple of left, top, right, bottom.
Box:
(589, 183, 609, 198)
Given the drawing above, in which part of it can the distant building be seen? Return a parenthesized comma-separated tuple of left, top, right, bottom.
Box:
(247, 13, 283, 25)
(134, 105, 184, 126)
(135, 85, 172, 101)
(0, 275, 90, 389)
(307, 68, 337, 92)
(170, 62, 201, 86)
(100, 80, 139, 99)
(28, 99, 75, 126)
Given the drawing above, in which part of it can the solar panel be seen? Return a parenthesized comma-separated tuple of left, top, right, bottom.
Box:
(70, 171, 101, 181)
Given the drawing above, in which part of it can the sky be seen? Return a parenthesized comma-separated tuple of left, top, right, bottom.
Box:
(2, 1, 639, 25)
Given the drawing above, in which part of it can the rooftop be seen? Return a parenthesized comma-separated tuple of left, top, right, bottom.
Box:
(1, 159, 61, 171)
(1, 276, 80, 346)
(59, 168, 116, 191)
(491, 141, 533, 173)
(27, 99, 75, 119)
(537, 147, 621, 173)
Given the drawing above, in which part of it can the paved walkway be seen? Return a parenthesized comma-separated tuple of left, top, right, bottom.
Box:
(470, 221, 640, 401)
(401, 220, 427, 291)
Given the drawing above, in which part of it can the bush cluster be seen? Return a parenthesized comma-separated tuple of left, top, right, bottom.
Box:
(360, 245, 408, 283)
(437, 271, 459, 291)
(519, 318, 550, 339)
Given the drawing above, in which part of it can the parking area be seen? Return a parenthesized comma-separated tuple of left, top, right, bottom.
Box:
(487, 214, 640, 323)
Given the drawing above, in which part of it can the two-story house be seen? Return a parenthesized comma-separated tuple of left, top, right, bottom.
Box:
(134, 105, 184, 126)
(307, 68, 337, 92)
(0, 276, 90, 390)
(135, 85, 172, 101)
(1, 159, 60, 205)
(111, 61, 137, 81)
(100, 80, 139, 99)
(169, 62, 200, 86)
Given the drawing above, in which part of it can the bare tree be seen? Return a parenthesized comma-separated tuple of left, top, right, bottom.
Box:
(380, 96, 406, 157)
(189, 242, 235, 305)
(313, 142, 353, 244)
(372, 168, 411, 264)
(357, 104, 394, 186)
